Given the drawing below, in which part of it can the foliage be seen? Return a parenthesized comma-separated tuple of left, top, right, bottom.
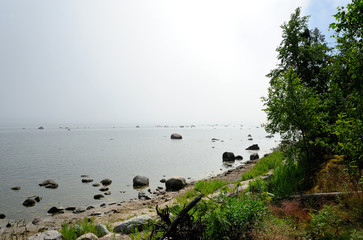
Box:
(307, 205, 342, 239)
(263, 2, 363, 191)
(239, 150, 284, 181)
(267, 158, 305, 198)
(247, 177, 268, 194)
(203, 193, 266, 240)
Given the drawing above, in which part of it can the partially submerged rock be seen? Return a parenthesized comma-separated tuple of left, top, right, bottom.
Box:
(100, 179, 112, 186)
(82, 179, 94, 183)
(250, 153, 259, 160)
(48, 206, 65, 214)
(11, 186, 21, 190)
(170, 133, 182, 139)
(0, 213, 5, 219)
(133, 175, 149, 188)
(39, 179, 59, 189)
(113, 215, 152, 234)
(94, 194, 105, 200)
(246, 144, 260, 150)
(23, 198, 36, 207)
(222, 152, 235, 162)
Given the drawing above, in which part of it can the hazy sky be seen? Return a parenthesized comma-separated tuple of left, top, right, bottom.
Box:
(0, 0, 350, 127)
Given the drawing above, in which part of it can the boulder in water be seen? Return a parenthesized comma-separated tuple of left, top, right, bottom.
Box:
(246, 144, 260, 150)
(222, 152, 235, 162)
(39, 179, 58, 189)
(100, 179, 112, 186)
(133, 175, 149, 188)
(23, 198, 36, 207)
(250, 153, 259, 160)
(170, 133, 182, 139)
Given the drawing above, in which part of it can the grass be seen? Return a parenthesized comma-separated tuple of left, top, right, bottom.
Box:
(175, 179, 228, 204)
(239, 150, 284, 181)
(60, 217, 98, 240)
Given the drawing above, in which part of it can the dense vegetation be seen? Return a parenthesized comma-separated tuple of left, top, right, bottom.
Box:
(262, 1, 362, 189)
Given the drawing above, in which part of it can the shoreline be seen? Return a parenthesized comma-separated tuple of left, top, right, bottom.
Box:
(0, 158, 261, 239)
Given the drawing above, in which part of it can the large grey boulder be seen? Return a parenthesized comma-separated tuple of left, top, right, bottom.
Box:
(165, 177, 187, 191)
(76, 233, 98, 240)
(222, 152, 235, 162)
(39, 179, 59, 189)
(133, 175, 149, 188)
(170, 133, 182, 139)
(113, 215, 152, 234)
(95, 224, 110, 237)
(28, 230, 64, 240)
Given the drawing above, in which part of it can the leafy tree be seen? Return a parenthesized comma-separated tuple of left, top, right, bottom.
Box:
(263, 2, 362, 193)
(329, 0, 363, 189)
(263, 8, 332, 171)
(267, 7, 331, 93)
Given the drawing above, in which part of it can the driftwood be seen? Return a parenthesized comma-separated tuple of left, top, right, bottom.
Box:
(291, 191, 362, 199)
(158, 194, 203, 240)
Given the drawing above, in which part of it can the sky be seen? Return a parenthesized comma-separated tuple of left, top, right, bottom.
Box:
(0, 0, 351, 127)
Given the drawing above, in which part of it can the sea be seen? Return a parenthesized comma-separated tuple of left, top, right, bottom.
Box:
(0, 124, 280, 225)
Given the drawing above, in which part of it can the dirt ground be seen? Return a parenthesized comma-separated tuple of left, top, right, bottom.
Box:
(0, 159, 259, 239)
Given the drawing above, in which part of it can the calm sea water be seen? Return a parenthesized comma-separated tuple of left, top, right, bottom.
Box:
(0, 125, 280, 224)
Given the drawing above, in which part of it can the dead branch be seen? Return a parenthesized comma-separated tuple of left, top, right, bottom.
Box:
(159, 194, 203, 240)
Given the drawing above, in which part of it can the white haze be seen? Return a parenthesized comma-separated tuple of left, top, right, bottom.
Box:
(0, 0, 348, 127)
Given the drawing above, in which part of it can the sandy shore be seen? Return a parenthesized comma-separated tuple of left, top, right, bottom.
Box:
(0, 159, 259, 239)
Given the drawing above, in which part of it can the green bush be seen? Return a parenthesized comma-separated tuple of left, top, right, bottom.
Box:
(247, 177, 269, 193)
(204, 193, 266, 240)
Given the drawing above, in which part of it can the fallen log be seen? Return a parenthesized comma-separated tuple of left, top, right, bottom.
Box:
(291, 191, 362, 199)
(159, 194, 203, 239)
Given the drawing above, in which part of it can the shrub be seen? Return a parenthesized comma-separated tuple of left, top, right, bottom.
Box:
(204, 193, 266, 240)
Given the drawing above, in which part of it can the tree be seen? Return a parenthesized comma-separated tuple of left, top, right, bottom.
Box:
(263, 8, 332, 170)
(267, 7, 331, 93)
(329, 0, 363, 176)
